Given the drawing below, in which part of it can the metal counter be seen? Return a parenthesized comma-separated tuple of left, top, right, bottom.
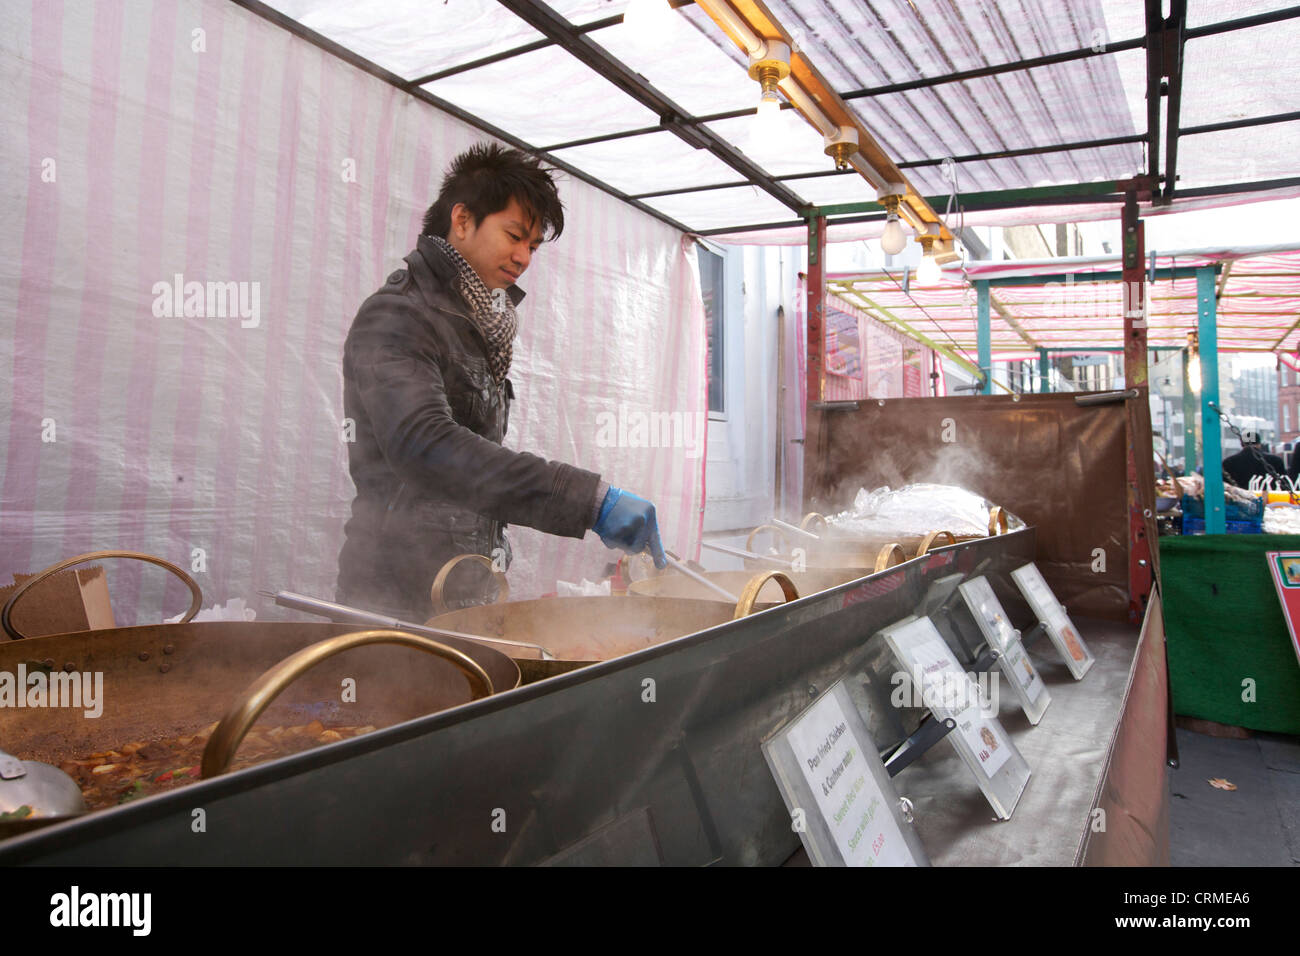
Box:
(5, 530, 1051, 865)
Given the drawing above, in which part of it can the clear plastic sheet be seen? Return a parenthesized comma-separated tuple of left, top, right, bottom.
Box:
(826, 483, 1025, 538)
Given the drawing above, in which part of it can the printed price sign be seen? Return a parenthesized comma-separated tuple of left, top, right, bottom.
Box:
(1266, 552, 1300, 670)
(763, 679, 928, 867)
(1010, 563, 1094, 679)
(880, 616, 1031, 820)
(959, 576, 1051, 724)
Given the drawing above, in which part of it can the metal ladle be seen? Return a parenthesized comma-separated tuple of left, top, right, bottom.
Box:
(0, 747, 86, 825)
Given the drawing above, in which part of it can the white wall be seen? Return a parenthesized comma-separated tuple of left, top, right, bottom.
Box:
(703, 243, 805, 534)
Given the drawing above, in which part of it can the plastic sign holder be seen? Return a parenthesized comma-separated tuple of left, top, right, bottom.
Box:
(879, 616, 1031, 820)
(957, 576, 1051, 725)
(762, 678, 930, 866)
(1010, 563, 1094, 679)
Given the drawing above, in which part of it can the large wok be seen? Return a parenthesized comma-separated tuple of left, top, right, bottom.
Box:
(739, 508, 1009, 571)
(629, 567, 862, 603)
(428, 571, 799, 683)
(0, 619, 519, 835)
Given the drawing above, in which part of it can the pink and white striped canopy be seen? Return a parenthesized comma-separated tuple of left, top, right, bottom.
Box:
(828, 245, 1300, 357)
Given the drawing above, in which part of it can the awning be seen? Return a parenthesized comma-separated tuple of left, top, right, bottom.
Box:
(827, 244, 1300, 354)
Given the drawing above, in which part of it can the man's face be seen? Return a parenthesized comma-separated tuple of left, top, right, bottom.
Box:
(447, 197, 544, 291)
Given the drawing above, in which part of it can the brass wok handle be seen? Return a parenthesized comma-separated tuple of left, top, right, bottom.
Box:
(745, 524, 790, 555)
(733, 571, 800, 619)
(874, 543, 907, 572)
(430, 554, 509, 615)
(2, 549, 203, 641)
(200, 628, 494, 778)
(915, 530, 957, 557)
(988, 506, 1008, 536)
(800, 512, 829, 534)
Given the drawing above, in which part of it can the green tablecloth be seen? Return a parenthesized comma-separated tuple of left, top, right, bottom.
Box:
(1160, 534, 1300, 733)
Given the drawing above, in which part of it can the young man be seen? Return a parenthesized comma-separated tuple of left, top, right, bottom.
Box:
(336, 143, 666, 620)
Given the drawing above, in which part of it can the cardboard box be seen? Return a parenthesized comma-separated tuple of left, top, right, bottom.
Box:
(0, 565, 116, 638)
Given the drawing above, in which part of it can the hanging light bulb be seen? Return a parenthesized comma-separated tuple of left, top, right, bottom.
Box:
(747, 39, 791, 144)
(878, 191, 908, 256)
(916, 253, 942, 286)
(622, 0, 673, 36)
(753, 87, 784, 142)
(914, 232, 942, 285)
(880, 216, 907, 256)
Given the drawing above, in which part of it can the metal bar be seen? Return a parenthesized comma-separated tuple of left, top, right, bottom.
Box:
(833, 287, 986, 380)
(988, 289, 1039, 350)
(665, 557, 739, 602)
(1215, 260, 1234, 301)
(836, 36, 1147, 103)
(1184, 4, 1300, 39)
(1161, 0, 1189, 202)
(539, 124, 666, 154)
(1122, 196, 1153, 617)
(571, 96, 1274, 165)
(408, 0, 699, 86)
(1183, 109, 1300, 137)
(1182, 345, 1198, 472)
(985, 266, 1215, 286)
(694, 177, 1300, 237)
(812, 180, 1125, 218)
(808, 216, 827, 404)
(492, 0, 808, 214)
(266, 590, 558, 659)
(770, 517, 820, 541)
(700, 541, 794, 567)
(629, 179, 751, 200)
(409, 38, 555, 86)
(1039, 348, 1051, 393)
(1145, 0, 1165, 184)
(1199, 266, 1225, 534)
(227, 0, 693, 236)
(977, 281, 992, 395)
(1176, 175, 1300, 198)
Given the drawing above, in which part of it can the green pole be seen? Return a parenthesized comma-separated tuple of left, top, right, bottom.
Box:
(977, 280, 992, 395)
(1198, 266, 1225, 534)
(1038, 348, 1050, 393)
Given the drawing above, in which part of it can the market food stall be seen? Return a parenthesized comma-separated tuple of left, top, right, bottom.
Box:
(4, 0, 1298, 867)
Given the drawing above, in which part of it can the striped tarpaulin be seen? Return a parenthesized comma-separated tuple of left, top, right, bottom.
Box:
(0, 0, 706, 623)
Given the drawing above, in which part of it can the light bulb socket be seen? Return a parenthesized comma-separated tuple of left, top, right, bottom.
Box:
(823, 126, 860, 171)
(748, 40, 792, 91)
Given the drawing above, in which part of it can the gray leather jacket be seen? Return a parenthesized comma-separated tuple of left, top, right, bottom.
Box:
(335, 236, 603, 619)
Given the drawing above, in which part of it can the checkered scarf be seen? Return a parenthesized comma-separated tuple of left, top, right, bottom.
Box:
(428, 236, 516, 385)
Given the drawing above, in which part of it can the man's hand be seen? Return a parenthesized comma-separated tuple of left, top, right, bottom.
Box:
(593, 487, 668, 569)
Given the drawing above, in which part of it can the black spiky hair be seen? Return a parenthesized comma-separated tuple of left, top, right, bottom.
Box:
(422, 142, 564, 242)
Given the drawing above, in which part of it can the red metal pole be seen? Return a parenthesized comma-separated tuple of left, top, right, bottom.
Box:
(1122, 192, 1155, 618)
(806, 215, 826, 405)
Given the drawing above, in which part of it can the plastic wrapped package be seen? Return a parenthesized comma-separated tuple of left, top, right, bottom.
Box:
(825, 483, 1025, 539)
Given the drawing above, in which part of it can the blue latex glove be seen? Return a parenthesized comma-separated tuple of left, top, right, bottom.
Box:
(593, 487, 668, 569)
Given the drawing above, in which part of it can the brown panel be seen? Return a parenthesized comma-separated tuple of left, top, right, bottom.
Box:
(1079, 595, 1171, 866)
(805, 392, 1130, 618)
